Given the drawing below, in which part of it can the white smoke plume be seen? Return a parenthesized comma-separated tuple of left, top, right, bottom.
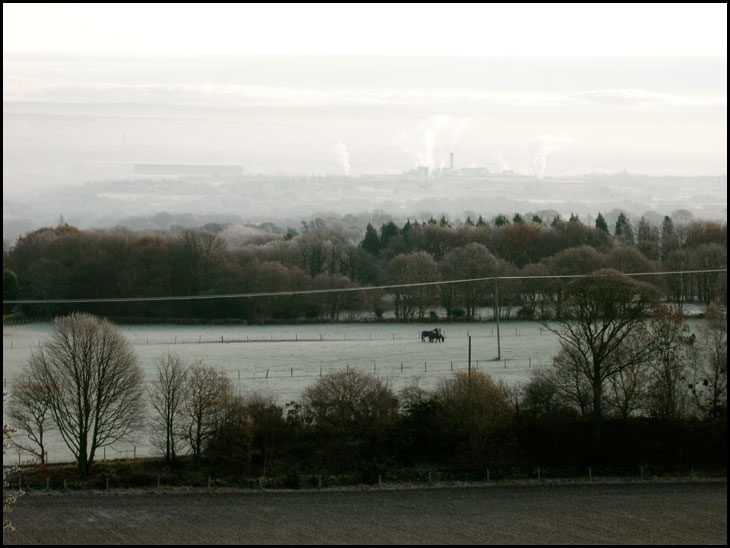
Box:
(330, 141, 351, 175)
(531, 131, 573, 178)
(397, 114, 470, 172)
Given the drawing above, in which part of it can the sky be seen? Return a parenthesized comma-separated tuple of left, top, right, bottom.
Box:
(3, 3, 728, 57)
(2, 3, 728, 200)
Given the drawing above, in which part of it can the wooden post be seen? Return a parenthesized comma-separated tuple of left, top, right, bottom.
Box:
(468, 336, 472, 402)
(495, 279, 501, 360)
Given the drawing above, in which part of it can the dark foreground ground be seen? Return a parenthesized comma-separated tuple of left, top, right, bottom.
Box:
(3, 479, 726, 545)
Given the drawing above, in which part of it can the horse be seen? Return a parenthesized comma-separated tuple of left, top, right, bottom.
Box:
(421, 329, 445, 342)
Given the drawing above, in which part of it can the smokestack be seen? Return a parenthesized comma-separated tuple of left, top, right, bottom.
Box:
(450, 152, 454, 171)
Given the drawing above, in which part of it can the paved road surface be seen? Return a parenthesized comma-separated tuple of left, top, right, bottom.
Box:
(4, 480, 726, 545)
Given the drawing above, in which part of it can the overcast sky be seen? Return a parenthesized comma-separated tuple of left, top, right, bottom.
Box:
(2, 3, 727, 189)
(3, 3, 727, 56)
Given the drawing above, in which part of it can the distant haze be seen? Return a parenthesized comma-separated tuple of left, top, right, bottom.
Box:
(4, 55, 726, 189)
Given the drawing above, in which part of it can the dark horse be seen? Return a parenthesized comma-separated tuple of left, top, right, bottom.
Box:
(421, 328, 445, 343)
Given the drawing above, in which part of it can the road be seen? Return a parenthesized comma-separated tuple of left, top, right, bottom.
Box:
(3, 480, 726, 545)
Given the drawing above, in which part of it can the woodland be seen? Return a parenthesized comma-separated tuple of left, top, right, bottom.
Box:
(3, 211, 726, 321)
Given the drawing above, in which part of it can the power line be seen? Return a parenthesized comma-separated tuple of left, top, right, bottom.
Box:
(3, 269, 726, 305)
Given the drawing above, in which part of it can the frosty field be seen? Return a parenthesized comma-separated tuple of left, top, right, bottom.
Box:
(2, 319, 709, 464)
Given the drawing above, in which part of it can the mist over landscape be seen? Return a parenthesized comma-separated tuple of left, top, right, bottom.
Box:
(3, 52, 726, 245)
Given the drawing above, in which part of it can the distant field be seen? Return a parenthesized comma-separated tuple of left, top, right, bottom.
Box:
(2, 319, 711, 464)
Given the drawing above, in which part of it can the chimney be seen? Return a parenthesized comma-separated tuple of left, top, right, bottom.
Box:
(450, 152, 454, 171)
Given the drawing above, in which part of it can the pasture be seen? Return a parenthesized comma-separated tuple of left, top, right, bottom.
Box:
(2, 318, 710, 464)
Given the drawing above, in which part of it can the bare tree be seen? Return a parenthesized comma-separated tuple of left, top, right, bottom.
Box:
(182, 362, 233, 461)
(301, 369, 399, 441)
(7, 371, 54, 463)
(4, 391, 24, 533)
(545, 269, 659, 442)
(27, 313, 145, 477)
(642, 307, 694, 419)
(149, 352, 189, 464)
(386, 252, 439, 319)
(434, 371, 515, 468)
(689, 304, 727, 418)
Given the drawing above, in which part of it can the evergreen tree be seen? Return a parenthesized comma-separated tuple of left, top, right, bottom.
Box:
(494, 214, 510, 226)
(379, 221, 399, 251)
(614, 212, 635, 246)
(637, 217, 660, 260)
(360, 223, 381, 255)
(661, 215, 679, 260)
(595, 212, 610, 234)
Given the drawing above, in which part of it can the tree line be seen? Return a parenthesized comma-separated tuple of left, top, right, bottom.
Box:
(3, 212, 726, 322)
(7, 301, 726, 481)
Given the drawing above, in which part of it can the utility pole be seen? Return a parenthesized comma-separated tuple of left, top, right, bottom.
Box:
(468, 335, 472, 410)
(468, 335, 472, 379)
(495, 278, 501, 360)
